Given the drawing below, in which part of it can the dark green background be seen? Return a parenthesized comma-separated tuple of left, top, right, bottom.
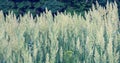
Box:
(0, 0, 119, 18)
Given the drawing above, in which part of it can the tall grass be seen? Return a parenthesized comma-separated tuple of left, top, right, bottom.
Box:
(0, 1, 120, 63)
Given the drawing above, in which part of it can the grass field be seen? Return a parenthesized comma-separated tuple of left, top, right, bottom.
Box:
(0, 1, 120, 63)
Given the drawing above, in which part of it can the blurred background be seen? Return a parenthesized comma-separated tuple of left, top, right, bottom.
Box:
(0, 0, 119, 18)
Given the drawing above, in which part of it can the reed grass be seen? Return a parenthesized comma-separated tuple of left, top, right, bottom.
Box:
(0, 1, 120, 63)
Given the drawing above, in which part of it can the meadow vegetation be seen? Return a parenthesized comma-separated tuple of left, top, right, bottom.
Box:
(0, 1, 120, 63)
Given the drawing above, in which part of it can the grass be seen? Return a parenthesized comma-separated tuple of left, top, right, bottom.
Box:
(0, 1, 120, 63)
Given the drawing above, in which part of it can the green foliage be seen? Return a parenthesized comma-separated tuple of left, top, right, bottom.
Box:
(17, 1, 31, 9)
(0, 0, 120, 18)
(63, 51, 73, 63)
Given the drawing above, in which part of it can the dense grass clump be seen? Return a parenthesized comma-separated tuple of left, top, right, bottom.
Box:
(0, 1, 120, 63)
